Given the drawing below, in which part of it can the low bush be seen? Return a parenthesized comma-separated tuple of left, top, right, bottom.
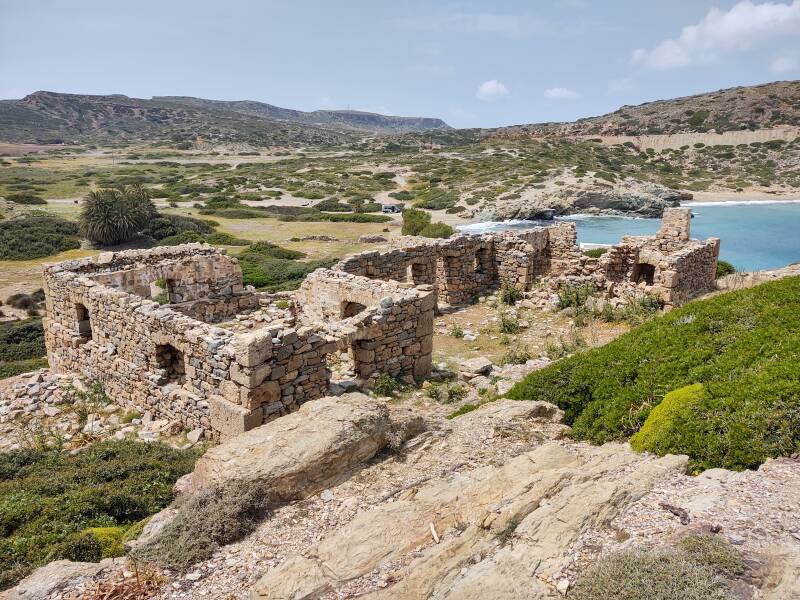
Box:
(372, 373, 404, 396)
(0, 215, 81, 260)
(507, 277, 800, 470)
(238, 254, 336, 291)
(130, 480, 269, 571)
(447, 403, 479, 419)
(241, 241, 306, 260)
(0, 441, 201, 588)
(419, 222, 454, 238)
(582, 247, 609, 258)
(715, 260, 736, 278)
(4, 193, 46, 205)
(499, 282, 522, 305)
(401, 208, 453, 238)
(141, 214, 216, 241)
(571, 535, 741, 600)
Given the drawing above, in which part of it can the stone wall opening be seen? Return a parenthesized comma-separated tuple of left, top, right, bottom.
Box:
(474, 247, 490, 274)
(74, 303, 92, 339)
(632, 262, 657, 285)
(155, 343, 186, 386)
(408, 262, 430, 285)
(341, 301, 367, 318)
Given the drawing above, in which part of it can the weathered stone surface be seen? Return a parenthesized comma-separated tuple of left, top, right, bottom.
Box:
(250, 442, 689, 599)
(5, 560, 104, 600)
(459, 357, 493, 377)
(186, 393, 393, 496)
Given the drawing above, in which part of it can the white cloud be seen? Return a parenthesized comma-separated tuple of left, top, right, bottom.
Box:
(543, 87, 581, 100)
(632, 1, 800, 70)
(771, 55, 799, 73)
(476, 80, 509, 101)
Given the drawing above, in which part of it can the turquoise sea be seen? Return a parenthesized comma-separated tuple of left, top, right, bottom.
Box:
(458, 201, 800, 272)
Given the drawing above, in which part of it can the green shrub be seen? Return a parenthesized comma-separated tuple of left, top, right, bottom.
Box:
(556, 283, 596, 310)
(4, 193, 46, 205)
(243, 241, 306, 260)
(401, 208, 431, 235)
(715, 260, 736, 278)
(499, 282, 522, 305)
(0, 441, 200, 588)
(372, 373, 404, 396)
(447, 403, 480, 419)
(582, 247, 609, 258)
(507, 277, 800, 470)
(499, 314, 521, 334)
(0, 215, 81, 260)
(239, 254, 336, 292)
(419, 222, 454, 238)
(141, 214, 216, 241)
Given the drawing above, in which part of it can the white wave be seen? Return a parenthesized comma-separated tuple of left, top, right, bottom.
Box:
(683, 199, 800, 207)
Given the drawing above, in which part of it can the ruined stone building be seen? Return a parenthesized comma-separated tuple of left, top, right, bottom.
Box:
(41, 207, 717, 440)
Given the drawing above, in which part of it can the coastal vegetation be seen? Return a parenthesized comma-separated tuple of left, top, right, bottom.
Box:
(507, 277, 800, 471)
(0, 214, 81, 260)
(0, 440, 201, 588)
(79, 185, 155, 245)
(0, 318, 47, 379)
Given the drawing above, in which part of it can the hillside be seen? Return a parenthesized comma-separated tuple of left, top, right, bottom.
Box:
(0, 91, 448, 146)
(154, 96, 450, 134)
(496, 80, 800, 137)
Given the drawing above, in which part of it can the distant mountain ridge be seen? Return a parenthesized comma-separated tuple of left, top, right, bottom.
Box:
(493, 80, 800, 138)
(0, 91, 449, 146)
(153, 96, 450, 134)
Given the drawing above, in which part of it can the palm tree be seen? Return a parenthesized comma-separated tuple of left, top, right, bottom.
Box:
(80, 185, 156, 245)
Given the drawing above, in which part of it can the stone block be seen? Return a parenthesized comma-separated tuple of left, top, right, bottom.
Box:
(208, 395, 263, 440)
(233, 329, 274, 367)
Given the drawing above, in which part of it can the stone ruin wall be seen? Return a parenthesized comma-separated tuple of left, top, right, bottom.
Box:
(43, 245, 434, 440)
(600, 208, 720, 306)
(336, 222, 581, 305)
(41, 209, 717, 440)
(295, 270, 435, 380)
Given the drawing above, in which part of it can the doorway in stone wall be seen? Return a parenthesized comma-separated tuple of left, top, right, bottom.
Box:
(474, 247, 490, 275)
(632, 262, 656, 285)
(74, 303, 92, 340)
(407, 262, 428, 285)
(155, 343, 186, 385)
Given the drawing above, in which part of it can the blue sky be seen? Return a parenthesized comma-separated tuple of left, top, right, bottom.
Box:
(1, 0, 799, 127)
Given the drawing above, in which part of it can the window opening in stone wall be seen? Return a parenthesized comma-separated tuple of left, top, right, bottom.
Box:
(341, 301, 367, 318)
(155, 343, 186, 385)
(474, 247, 489, 274)
(632, 263, 656, 285)
(408, 262, 428, 285)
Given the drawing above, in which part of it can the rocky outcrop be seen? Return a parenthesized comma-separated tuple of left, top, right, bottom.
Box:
(183, 393, 404, 495)
(4, 560, 105, 600)
(487, 177, 691, 221)
(250, 441, 688, 599)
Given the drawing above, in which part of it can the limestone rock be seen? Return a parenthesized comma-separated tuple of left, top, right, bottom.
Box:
(5, 560, 104, 600)
(250, 442, 689, 599)
(459, 357, 493, 378)
(184, 393, 393, 497)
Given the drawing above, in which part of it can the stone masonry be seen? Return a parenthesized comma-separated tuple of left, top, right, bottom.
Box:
(42, 245, 434, 440)
(41, 209, 716, 439)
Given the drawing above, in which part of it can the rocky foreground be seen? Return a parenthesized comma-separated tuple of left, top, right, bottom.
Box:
(9, 392, 798, 600)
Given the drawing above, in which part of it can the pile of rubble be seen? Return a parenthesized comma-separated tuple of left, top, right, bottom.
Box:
(0, 370, 205, 451)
